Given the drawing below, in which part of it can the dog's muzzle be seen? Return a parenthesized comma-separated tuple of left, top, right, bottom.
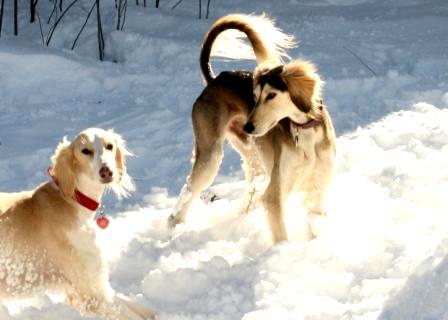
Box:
(243, 122, 255, 134)
(99, 166, 113, 183)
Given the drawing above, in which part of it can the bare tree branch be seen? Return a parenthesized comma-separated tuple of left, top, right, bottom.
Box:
(47, 0, 59, 24)
(171, 0, 183, 10)
(36, 8, 45, 45)
(343, 45, 377, 77)
(46, 0, 80, 46)
(71, 0, 95, 50)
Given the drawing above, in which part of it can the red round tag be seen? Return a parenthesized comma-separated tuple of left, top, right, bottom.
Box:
(96, 216, 110, 229)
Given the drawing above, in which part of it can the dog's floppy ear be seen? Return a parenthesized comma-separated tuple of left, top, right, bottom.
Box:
(52, 137, 76, 198)
(109, 130, 135, 198)
(280, 61, 322, 113)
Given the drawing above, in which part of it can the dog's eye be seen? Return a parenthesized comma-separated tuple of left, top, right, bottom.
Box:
(106, 144, 113, 151)
(266, 92, 277, 101)
(81, 148, 93, 155)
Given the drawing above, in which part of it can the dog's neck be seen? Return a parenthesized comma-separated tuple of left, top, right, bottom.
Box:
(289, 117, 323, 147)
(75, 174, 106, 206)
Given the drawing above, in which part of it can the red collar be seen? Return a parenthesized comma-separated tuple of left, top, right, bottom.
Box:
(48, 167, 100, 212)
(74, 189, 101, 211)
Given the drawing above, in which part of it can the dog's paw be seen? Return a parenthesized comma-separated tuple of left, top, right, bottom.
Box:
(200, 191, 219, 203)
(115, 296, 157, 320)
(167, 213, 181, 229)
(308, 212, 329, 238)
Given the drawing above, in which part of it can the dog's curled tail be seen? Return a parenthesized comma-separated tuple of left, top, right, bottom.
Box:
(200, 14, 297, 85)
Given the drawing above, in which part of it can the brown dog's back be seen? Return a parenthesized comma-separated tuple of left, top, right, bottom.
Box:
(0, 191, 31, 215)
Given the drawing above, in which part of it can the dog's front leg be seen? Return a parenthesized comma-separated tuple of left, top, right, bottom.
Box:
(262, 165, 288, 243)
(303, 188, 330, 239)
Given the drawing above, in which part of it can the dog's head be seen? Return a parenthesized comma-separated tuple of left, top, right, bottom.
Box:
(244, 60, 323, 136)
(51, 128, 134, 199)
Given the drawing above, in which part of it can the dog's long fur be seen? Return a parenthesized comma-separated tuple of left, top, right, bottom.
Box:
(168, 14, 336, 243)
(0, 128, 155, 320)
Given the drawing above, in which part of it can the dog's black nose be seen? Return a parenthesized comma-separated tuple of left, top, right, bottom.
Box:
(243, 122, 255, 134)
(99, 166, 113, 179)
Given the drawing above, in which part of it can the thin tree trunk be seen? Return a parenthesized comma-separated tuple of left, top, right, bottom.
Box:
(155, 0, 159, 8)
(30, 0, 36, 23)
(116, 0, 122, 30)
(136, 0, 138, 5)
(143, 0, 146, 7)
(96, 0, 105, 61)
(198, 0, 201, 19)
(0, 0, 5, 36)
(116, 0, 127, 30)
(205, 0, 211, 19)
(59, 0, 63, 11)
(120, 0, 127, 30)
(14, 0, 18, 35)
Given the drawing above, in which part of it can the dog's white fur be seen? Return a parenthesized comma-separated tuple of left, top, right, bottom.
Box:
(249, 61, 336, 242)
(0, 128, 155, 319)
(168, 14, 336, 243)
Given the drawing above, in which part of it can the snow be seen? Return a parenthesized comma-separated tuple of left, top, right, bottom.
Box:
(1, 0, 448, 319)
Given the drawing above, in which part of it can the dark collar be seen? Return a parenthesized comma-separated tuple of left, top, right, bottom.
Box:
(290, 104, 324, 130)
(290, 118, 323, 130)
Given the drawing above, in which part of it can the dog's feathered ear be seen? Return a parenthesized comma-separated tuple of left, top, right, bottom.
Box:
(280, 61, 322, 114)
(52, 137, 76, 198)
(109, 130, 135, 199)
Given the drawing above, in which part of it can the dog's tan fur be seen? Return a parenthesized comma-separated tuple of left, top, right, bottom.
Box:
(168, 14, 336, 244)
(0, 128, 155, 320)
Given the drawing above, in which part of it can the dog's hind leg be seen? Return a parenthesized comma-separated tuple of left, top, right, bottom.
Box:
(115, 296, 157, 320)
(168, 140, 224, 228)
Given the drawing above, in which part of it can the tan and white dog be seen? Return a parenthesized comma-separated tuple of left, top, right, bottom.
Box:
(168, 14, 336, 243)
(0, 128, 155, 319)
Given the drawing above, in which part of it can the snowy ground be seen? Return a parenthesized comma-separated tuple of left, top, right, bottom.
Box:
(0, 0, 448, 319)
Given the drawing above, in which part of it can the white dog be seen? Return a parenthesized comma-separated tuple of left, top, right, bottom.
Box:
(0, 128, 156, 319)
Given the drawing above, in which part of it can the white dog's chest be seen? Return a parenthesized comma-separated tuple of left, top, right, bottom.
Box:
(66, 220, 102, 271)
(278, 129, 326, 190)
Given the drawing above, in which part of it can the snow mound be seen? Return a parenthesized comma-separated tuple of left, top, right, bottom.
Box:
(96, 103, 448, 320)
